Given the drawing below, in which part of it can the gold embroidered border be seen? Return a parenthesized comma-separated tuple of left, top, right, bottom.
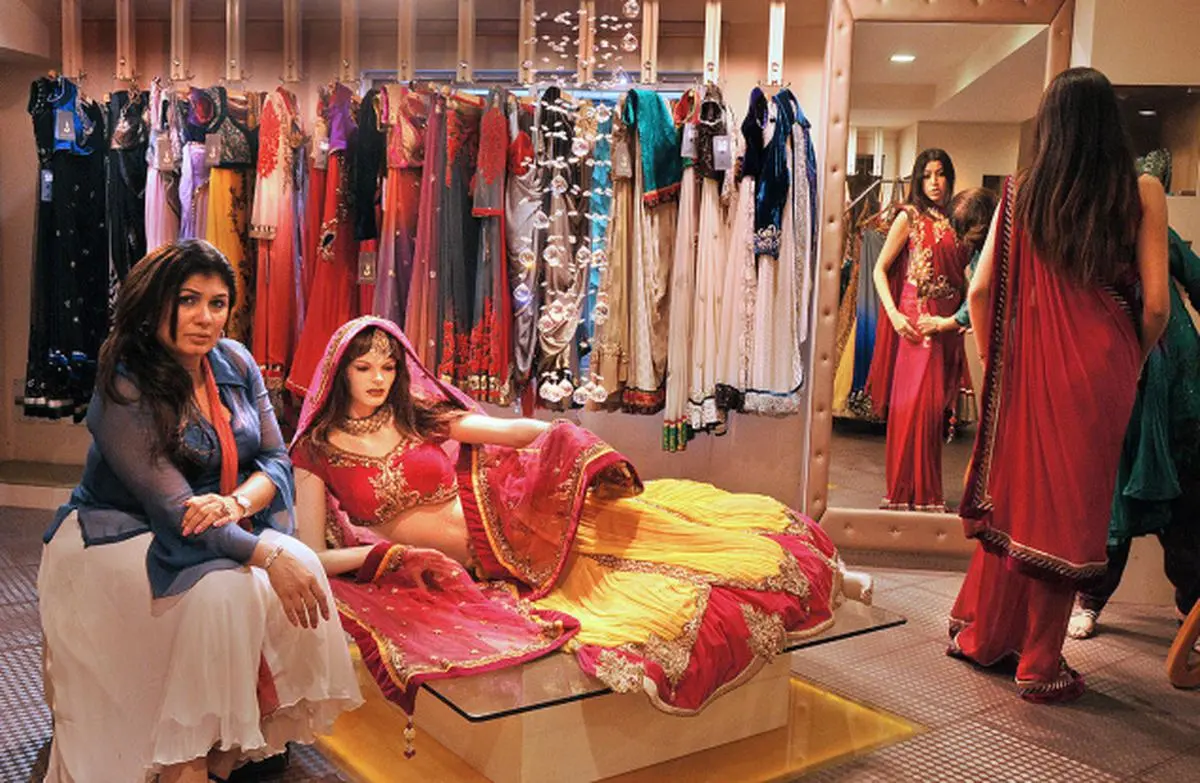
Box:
(975, 527, 1108, 582)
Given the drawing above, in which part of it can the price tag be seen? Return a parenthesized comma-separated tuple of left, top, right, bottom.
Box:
(680, 124, 698, 159)
(712, 135, 733, 172)
(155, 135, 175, 169)
(54, 110, 75, 142)
(204, 133, 223, 166)
(314, 139, 330, 171)
(357, 249, 378, 284)
(612, 139, 633, 179)
(40, 169, 53, 202)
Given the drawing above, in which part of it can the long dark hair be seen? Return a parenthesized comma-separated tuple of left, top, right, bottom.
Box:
(305, 327, 464, 446)
(96, 240, 238, 460)
(1016, 67, 1141, 286)
(908, 148, 956, 214)
(950, 188, 999, 256)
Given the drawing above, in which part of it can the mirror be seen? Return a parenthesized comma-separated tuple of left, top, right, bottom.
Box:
(826, 20, 1049, 513)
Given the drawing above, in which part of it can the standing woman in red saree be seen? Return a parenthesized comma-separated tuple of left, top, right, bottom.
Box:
(865, 149, 971, 511)
(949, 67, 1170, 703)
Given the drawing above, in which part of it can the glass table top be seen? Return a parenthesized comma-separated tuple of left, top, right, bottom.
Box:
(422, 602, 906, 722)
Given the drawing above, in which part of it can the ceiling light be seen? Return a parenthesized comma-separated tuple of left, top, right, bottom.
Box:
(1138, 109, 1158, 117)
(890, 53, 916, 64)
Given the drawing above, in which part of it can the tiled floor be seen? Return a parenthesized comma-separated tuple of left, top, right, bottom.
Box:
(2, 504, 1197, 782)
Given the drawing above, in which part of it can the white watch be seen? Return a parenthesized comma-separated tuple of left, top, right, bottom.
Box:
(232, 493, 252, 518)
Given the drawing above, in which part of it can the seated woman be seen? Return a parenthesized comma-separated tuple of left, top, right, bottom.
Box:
(38, 241, 362, 783)
(288, 316, 874, 721)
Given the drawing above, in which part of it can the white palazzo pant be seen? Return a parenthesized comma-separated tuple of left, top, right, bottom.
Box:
(39, 512, 363, 783)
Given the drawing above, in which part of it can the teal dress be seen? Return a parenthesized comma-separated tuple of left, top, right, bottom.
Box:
(1109, 228, 1200, 544)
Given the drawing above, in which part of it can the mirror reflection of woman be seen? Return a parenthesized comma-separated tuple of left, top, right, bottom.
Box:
(284, 317, 875, 716)
(864, 149, 972, 511)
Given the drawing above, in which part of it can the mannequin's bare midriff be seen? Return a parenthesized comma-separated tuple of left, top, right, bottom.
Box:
(371, 496, 473, 566)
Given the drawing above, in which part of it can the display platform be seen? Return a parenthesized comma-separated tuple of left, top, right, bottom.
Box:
(317, 603, 912, 783)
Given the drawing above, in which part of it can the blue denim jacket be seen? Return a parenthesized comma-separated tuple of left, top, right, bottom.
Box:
(44, 339, 295, 598)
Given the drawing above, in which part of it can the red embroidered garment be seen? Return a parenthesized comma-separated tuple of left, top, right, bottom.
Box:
(951, 178, 1141, 696)
(865, 207, 971, 511)
(292, 437, 460, 529)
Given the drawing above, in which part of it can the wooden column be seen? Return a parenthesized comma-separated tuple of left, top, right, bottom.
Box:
(1045, 0, 1075, 86)
(61, 0, 83, 79)
(397, 0, 417, 82)
(456, 0, 475, 83)
(767, 0, 786, 85)
(170, 0, 192, 81)
(115, 0, 137, 81)
(702, 0, 722, 84)
(577, 0, 595, 85)
(340, 0, 360, 84)
(639, 0, 659, 84)
(225, 0, 246, 82)
(283, 0, 302, 83)
(518, 0, 537, 84)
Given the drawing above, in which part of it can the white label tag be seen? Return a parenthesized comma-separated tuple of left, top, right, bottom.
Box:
(155, 135, 174, 169)
(40, 169, 53, 202)
(680, 124, 698, 159)
(712, 135, 733, 171)
(205, 133, 224, 166)
(357, 249, 377, 284)
(612, 139, 633, 179)
(314, 139, 330, 171)
(54, 110, 74, 142)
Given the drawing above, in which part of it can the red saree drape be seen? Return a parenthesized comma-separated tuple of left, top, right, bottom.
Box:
(951, 178, 1142, 697)
(865, 208, 969, 510)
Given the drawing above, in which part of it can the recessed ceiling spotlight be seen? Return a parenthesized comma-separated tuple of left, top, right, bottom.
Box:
(1138, 109, 1158, 117)
(890, 54, 916, 64)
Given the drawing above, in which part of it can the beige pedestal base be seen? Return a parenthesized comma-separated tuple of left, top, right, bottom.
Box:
(414, 655, 791, 783)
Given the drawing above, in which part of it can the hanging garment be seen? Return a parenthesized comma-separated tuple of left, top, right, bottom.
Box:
(533, 86, 586, 407)
(250, 87, 303, 394)
(436, 92, 485, 386)
(744, 90, 815, 416)
(405, 93, 447, 369)
(687, 87, 734, 434)
(204, 86, 259, 344)
(663, 90, 701, 451)
(23, 77, 109, 420)
(578, 103, 616, 395)
(714, 88, 768, 415)
(374, 85, 429, 325)
(467, 88, 512, 405)
(287, 84, 361, 396)
(106, 89, 148, 283)
(592, 103, 635, 407)
(622, 89, 681, 414)
(144, 78, 182, 252)
(505, 102, 541, 400)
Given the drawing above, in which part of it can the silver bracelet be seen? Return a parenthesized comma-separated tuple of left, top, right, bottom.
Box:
(262, 543, 286, 570)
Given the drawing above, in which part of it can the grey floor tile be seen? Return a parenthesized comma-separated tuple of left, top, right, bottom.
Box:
(0, 601, 42, 652)
(977, 685, 1196, 778)
(1135, 743, 1200, 783)
(0, 644, 48, 713)
(0, 564, 39, 607)
(1086, 655, 1200, 730)
(0, 705, 51, 783)
(865, 720, 1123, 782)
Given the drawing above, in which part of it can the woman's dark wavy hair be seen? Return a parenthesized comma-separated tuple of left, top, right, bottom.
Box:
(1016, 67, 1141, 286)
(908, 148, 956, 214)
(96, 240, 237, 460)
(305, 327, 466, 447)
(950, 188, 999, 256)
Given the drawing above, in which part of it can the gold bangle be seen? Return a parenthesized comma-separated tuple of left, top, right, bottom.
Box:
(263, 543, 286, 570)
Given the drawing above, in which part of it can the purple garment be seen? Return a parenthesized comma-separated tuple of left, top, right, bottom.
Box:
(327, 84, 356, 153)
(179, 142, 210, 239)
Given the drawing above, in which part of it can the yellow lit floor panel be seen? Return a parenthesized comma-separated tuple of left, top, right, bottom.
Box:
(316, 651, 920, 783)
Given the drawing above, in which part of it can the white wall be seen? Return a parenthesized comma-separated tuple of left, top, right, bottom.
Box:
(1075, 0, 1200, 85)
(916, 121, 1021, 192)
